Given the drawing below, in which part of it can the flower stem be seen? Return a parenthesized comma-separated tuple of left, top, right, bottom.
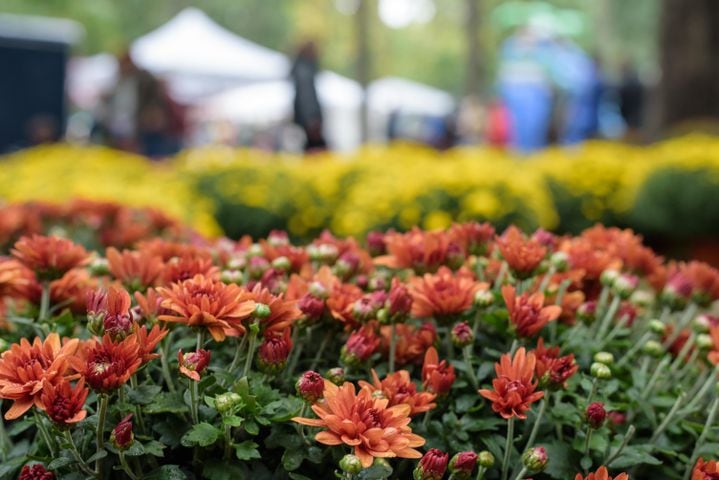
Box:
(524, 394, 548, 451)
(640, 357, 671, 400)
(243, 322, 259, 377)
(422, 410, 432, 429)
(508, 338, 519, 356)
(189, 378, 199, 424)
(649, 391, 686, 443)
(388, 320, 397, 373)
(286, 326, 304, 380)
(616, 331, 653, 368)
(224, 424, 233, 460)
(158, 330, 176, 393)
(586, 378, 598, 406)
(493, 262, 508, 291)
(309, 329, 332, 372)
(583, 427, 593, 457)
(663, 303, 698, 349)
(33, 410, 56, 457)
(463, 345, 479, 391)
(683, 397, 719, 480)
(119, 451, 139, 480)
(474, 466, 486, 480)
(229, 335, 248, 374)
(512, 466, 528, 480)
(596, 295, 621, 341)
(95, 394, 109, 477)
(501, 417, 515, 480)
(63, 430, 95, 477)
(605, 424, 636, 467)
(38, 281, 51, 324)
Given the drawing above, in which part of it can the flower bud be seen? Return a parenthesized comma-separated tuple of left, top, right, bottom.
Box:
(388, 278, 413, 318)
(549, 251, 569, 272)
(253, 303, 271, 319)
(341, 327, 379, 366)
(477, 451, 494, 468)
(716, 382, 719, 396)
(413, 449, 449, 480)
(271, 256, 291, 273)
(267, 230, 289, 247)
(215, 392, 242, 415)
(697, 333, 714, 350)
(600, 269, 620, 287)
(576, 301, 597, 324)
(220, 269, 242, 284)
(642, 339, 664, 357)
(474, 289, 494, 308)
(335, 252, 360, 279)
(451, 322, 474, 348)
(612, 274, 638, 299)
(585, 402, 607, 429)
(18, 464, 54, 480)
(447, 242, 466, 270)
(226, 256, 245, 271)
(521, 446, 548, 472)
(247, 256, 270, 280)
(178, 349, 211, 381)
(103, 312, 133, 341)
(694, 314, 718, 333)
(257, 334, 291, 375)
(367, 275, 387, 292)
(110, 414, 134, 450)
(88, 257, 110, 276)
(339, 454, 363, 474)
(448, 451, 478, 479)
(325, 367, 345, 386)
(298, 294, 324, 321)
(593, 352, 614, 365)
(366, 231, 386, 256)
(590, 362, 612, 379)
(648, 319, 666, 335)
(608, 410, 626, 427)
(246, 244, 264, 258)
(296, 370, 325, 403)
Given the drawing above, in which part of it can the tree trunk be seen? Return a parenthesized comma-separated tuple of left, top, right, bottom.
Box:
(355, 0, 371, 142)
(658, 0, 719, 130)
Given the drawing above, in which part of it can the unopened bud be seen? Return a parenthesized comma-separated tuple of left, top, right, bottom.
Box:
(630, 290, 654, 309)
(296, 371, 324, 403)
(325, 367, 345, 385)
(110, 414, 134, 450)
(577, 301, 597, 324)
(600, 269, 620, 287)
(271, 256, 291, 272)
(253, 303, 271, 319)
(220, 269, 242, 284)
(648, 319, 666, 335)
(585, 402, 607, 429)
(521, 446, 548, 472)
(414, 449, 448, 480)
(339, 454, 363, 474)
(590, 362, 612, 379)
(451, 322, 475, 348)
(88, 257, 110, 276)
(593, 352, 614, 365)
(448, 451, 477, 479)
(697, 333, 714, 350)
(550, 251, 569, 272)
(474, 289, 494, 308)
(215, 392, 242, 415)
(642, 340, 664, 357)
(477, 451, 494, 468)
(612, 274, 638, 299)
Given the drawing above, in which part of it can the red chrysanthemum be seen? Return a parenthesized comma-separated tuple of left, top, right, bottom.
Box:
(693, 458, 719, 480)
(575, 466, 628, 480)
(502, 285, 561, 337)
(422, 347, 455, 396)
(39, 378, 89, 427)
(76, 334, 142, 392)
(158, 274, 256, 342)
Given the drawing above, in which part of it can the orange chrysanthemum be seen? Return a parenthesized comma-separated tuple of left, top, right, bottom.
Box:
(0, 257, 36, 298)
(478, 347, 544, 420)
(292, 380, 425, 468)
(709, 326, 719, 365)
(12, 235, 90, 280)
(359, 369, 436, 416)
(683, 261, 719, 304)
(0, 333, 79, 420)
(693, 458, 719, 480)
(106, 247, 164, 292)
(134, 323, 169, 364)
(380, 322, 437, 366)
(533, 338, 578, 389)
(375, 227, 457, 273)
(575, 466, 629, 480)
(422, 347, 455, 396)
(76, 334, 142, 392)
(502, 285, 561, 337)
(39, 378, 89, 427)
(50, 268, 97, 314)
(247, 285, 302, 337)
(496, 226, 546, 277)
(162, 255, 219, 285)
(158, 274, 256, 342)
(326, 282, 364, 327)
(133, 288, 167, 321)
(410, 267, 486, 319)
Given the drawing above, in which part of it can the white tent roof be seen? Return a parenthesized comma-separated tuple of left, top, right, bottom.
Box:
(200, 71, 363, 124)
(367, 76, 455, 116)
(131, 8, 289, 81)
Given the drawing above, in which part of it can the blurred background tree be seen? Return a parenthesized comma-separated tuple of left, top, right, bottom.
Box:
(2, 0, 661, 95)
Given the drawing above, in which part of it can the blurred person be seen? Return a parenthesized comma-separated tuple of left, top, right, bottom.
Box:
(96, 51, 184, 158)
(618, 62, 645, 140)
(497, 27, 554, 153)
(455, 95, 485, 145)
(290, 41, 327, 152)
(26, 114, 58, 145)
(485, 99, 511, 148)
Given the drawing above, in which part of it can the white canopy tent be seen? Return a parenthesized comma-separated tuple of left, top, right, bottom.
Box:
(130, 8, 289, 101)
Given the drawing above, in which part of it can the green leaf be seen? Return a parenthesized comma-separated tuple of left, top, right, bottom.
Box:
(234, 440, 261, 461)
(223, 415, 244, 427)
(358, 462, 393, 479)
(610, 445, 663, 469)
(202, 461, 246, 480)
(146, 465, 187, 480)
(144, 392, 189, 414)
(282, 448, 304, 471)
(288, 474, 313, 480)
(244, 419, 260, 435)
(86, 449, 108, 463)
(543, 441, 575, 479)
(143, 440, 166, 457)
(122, 441, 146, 457)
(128, 385, 163, 405)
(180, 422, 222, 447)
(47, 455, 74, 470)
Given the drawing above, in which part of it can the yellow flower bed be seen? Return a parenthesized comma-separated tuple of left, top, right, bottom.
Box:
(3, 135, 719, 240)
